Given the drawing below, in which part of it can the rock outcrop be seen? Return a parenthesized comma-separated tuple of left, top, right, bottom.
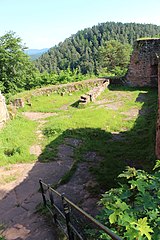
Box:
(0, 92, 9, 128)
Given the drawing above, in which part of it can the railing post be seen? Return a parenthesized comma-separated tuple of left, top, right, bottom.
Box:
(39, 179, 46, 206)
(48, 184, 54, 205)
(62, 193, 74, 240)
(48, 184, 57, 224)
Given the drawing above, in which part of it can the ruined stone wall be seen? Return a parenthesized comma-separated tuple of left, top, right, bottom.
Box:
(0, 92, 9, 128)
(79, 80, 109, 104)
(126, 39, 160, 158)
(156, 61, 160, 158)
(126, 38, 160, 87)
(29, 78, 107, 97)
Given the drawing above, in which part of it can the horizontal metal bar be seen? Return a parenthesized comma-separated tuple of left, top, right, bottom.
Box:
(56, 219, 68, 237)
(69, 222, 84, 240)
(46, 205, 54, 216)
(52, 203, 65, 219)
(41, 181, 61, 197)
(66, 197, 121, 240)
(40, 180, 121, 240)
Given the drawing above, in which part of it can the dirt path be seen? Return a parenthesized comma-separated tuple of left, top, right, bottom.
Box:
(0, 112, 66, 240)
(0, 160, 74, 240)
(22, 112, 58, 156)
(0, 112, 100, 239)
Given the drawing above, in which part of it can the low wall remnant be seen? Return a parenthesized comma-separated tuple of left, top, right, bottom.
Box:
(79, 79, 109, 105)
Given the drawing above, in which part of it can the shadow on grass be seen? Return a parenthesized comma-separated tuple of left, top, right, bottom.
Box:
(39, 85, 158, 190)
(0, 85, 157, 239)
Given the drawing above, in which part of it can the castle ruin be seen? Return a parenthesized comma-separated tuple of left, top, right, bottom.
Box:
(126, 38, 160, 158)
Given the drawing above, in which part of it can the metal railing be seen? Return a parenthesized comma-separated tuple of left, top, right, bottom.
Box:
(39, 179, 122, 240)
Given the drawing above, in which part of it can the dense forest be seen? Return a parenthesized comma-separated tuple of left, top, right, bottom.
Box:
(35, 22, 160, 74)
(0, 22, 160, 96)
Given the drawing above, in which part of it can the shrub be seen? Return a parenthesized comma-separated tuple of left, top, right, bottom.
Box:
(98, 161, 160, 239)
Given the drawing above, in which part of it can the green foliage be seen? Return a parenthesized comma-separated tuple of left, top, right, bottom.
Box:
(98, 164, 160, 239)
(0, 32, 37, 94)
(0, 237, 6, 240)
(24, 68, 90, 91)
(1, 23, 160, 94)
(98, 40, 132, 76)
(0, 223, 5, 240)
(43, 127, 62, 137)
(35, 22, 160, 75)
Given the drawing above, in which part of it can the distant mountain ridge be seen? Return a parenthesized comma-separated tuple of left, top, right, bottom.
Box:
(25, 48, 49, 55)
(25, 48, 49, 60)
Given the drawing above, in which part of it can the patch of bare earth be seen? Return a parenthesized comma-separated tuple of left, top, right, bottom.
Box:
(59, 104, 69, 110)
(22, 112, 58, 120)
(95, 96, 124, 110)
(22, 112, 58, 157)
(122, 108, 139, 120)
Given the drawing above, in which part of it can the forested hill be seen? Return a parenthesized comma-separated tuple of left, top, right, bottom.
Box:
(35, 22, 160, 74)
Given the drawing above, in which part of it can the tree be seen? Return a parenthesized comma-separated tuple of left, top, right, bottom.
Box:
(98, 40, 132, 76)
(35, 22, 160, 75)
(0, 31, 37, 94)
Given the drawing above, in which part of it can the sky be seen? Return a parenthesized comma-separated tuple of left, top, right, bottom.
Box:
(0, 0, 160, 49)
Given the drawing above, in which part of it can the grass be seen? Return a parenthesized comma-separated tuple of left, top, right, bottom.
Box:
(36, 86, 157, 189)
(0, 114, 37, 166)
(18, 88, 90, 113)
(0, 84, 157, 190)
(0, 174, 18, 183)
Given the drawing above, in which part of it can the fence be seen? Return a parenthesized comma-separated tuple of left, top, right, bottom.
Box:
(39, 179, 122, 240)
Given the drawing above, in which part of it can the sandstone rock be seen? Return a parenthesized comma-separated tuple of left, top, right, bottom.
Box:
(0, 91, 9, 128)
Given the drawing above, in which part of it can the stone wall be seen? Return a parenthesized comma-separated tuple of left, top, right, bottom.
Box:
(156, 61, 160, 158)
(29, 78, 108, 97)
(126, 39, 160, 158)
(0, 92, 9, 128)
(79, 80, 109, 104)
(126, 38, 160, 87)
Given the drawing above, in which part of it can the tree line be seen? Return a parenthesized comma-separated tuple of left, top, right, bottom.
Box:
(0, 22, 160, 96)
(35, 22, 160, 75)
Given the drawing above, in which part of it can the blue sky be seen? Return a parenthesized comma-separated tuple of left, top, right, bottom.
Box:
(0, 0, 160, 49)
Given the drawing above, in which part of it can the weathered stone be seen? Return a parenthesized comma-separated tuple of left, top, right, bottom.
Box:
(27, 78, 109, 97)
(0, 91, 9, 128)
(156, 61, 160, 158)
(12, 98, 25, 108)
(126, 38, 160, 87)
(79, 79, 109, 104)
(126, 38, 160, 159)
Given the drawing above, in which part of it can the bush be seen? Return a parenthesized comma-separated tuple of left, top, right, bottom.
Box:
(98, 161, 160, 239)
